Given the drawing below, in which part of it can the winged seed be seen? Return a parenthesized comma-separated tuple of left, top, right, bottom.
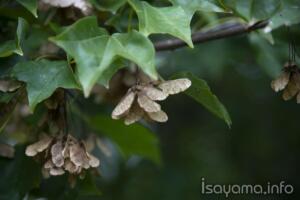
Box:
(147, 110, 168, 122)
(25, 135, 53, 156)
(143, 86, 168, 101)
(112, 91, 136, 119)
(137, 93, 161, 112)
(158, 78, 191, 95)
(271, 72, 290, 92)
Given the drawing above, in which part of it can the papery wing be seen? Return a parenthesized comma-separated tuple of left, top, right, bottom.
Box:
(49, 167, 65, 176)
(69, 142, 89, 169)
(51, 141, 64, 167)
(112, 91, 136, 119)
(25, 135, 53, 156)
(143, 86, 168, 101)
(158, 78, 191, 95)
(87, 153, 100, 168)
(271, 72, 290, 92)
(282, 81, 299, 101)
(137, 93, 161, 113)
(124, 103, 144, 125)
(147, 110, 168, 122)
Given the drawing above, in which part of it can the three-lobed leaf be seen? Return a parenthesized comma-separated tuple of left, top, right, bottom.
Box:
(128, 0, 193, 48)
(12, 59, 80, 112)
(89, 0, 126, 13)
(173, 72, 232, 127)
(51, 16, 158, 97)
(169, 0, 223, 16)
(16, 0, 38, 18)
(0, 18, 28, 58)
(221, 0, 282, 21)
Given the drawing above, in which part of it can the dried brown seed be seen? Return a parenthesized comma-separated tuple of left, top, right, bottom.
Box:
(124, 103, 144, 125)
(87, 153, 100, 168)
(44, 159, 54, 169)
(271, 72, 290, 92)
(137, 93, 161, 113)
(49, 167, 65, 176)
(69, 142, 89, 169)
(41, 0, 91, 13)
(158, 78, 191, 95)
(282, 81, 299, 101)
(25, 135, 53, 157)
(51, 141, 64, 167)
(0, 80, 21, 92)
(64, 159, 79, 173)
(147, 110, 168, 122)
(142, 86, 168, 101)
(112, 91, 136, 119)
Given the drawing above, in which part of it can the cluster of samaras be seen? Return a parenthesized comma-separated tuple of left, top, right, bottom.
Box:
(112, 78, 191, 125)
(271, 62, 300, 103)
(26, 134, 99, 177)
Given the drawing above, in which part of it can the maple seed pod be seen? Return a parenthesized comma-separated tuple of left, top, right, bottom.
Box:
(25, 134, 100, 178)
(111, 78, 191, 125)
(271, 62, 300, 103)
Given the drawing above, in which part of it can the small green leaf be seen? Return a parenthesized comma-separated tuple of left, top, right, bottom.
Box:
(12, 59, 80, 112)
(16, 0, 38, 18)
(128, 0, 193, 48)
(169, 0, 223, 16)
(270, 0, 300, 29)
(222, 0, 282, 21)
(173, 72, 232, 127)
(89, 115, 161, 165)
(89, 0, 126, 13)
(51, 16, 158, 96)
(0, 18, 28, 58)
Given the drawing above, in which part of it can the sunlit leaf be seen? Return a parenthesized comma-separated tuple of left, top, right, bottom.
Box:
(173, 72, 232, 127)
(16, 0, 38, 18)
(89, 115, 161, 164)
(222, 0, 282, 21)
(128, 0, 193, 47)
(51, 16, 157, 96)
(89, 0, 126, 13)
(0, 18, 28, 58)
(270, 0, 300, 29)
(169, 0, 223, 16)
(12, 59, 80, 112)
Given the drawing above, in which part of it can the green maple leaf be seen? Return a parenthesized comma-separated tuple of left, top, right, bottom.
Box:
(51, 16, 158, 97)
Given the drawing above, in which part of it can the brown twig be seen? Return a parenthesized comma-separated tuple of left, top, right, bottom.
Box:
(154, 20, 269, 51)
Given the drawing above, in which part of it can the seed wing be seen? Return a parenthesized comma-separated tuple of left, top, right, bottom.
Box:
(124, 103, 144, 125)
(49, 167, 65, 176)
(143, 86, 168, 101)
(87, 153, 100, 167)
(147, 110, 168, 122)
(137, 93, 161, 113)
(158, 78, 191, 95)
(112, 91, 136, 119)
(271, 72, 290, 92)
(282, 81, 299, 101)
(69, 142, 89, 169)
(51, 141, 64, 167)
(25, 135, 53, 156)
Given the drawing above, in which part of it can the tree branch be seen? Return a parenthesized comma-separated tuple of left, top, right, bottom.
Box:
(154, 20, 269, 51)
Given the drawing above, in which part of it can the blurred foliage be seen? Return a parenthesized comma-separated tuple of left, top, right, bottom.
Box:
(0, 0, 300, 200)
